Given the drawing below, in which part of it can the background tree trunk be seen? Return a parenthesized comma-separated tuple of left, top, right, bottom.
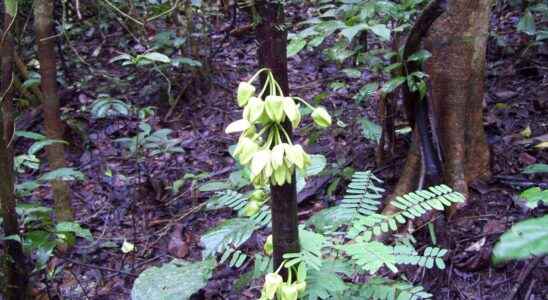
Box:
(383, 0, 491, 217)
(256, 1, 300, 278)
(1, 3, 28, 298)
(425, 0, 492, 205)
(34, 0, 74, 221)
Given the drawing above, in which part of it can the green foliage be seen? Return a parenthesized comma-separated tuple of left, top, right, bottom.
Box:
(90, 96, 131, 119)
(116, 122, 184, 157)
(200, 218, 257, 267)
(523, 163, 548, 174)
(340, 171, 384, 216)
(348, 185, 464, 240)
(131, 259, 215, 300)
(517, 3, 548, 42)
(1, 204, 92, 272)
(492, 215, 548, 265)
(357, 277, 432, 300)
(519, 187, 547, 209)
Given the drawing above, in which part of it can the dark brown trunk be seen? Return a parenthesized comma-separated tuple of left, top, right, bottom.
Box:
(256, 1, 300, 278)
(425, 0, 492, 214)
(34, 0, 73, 221)
(1, 5, 28, 299)
(382, 0, 491, 218)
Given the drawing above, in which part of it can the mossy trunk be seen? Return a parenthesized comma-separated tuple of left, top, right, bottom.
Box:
(256, 1, 300, 278)
(34, 0, 73, 221)
(1, 4, 28, 299)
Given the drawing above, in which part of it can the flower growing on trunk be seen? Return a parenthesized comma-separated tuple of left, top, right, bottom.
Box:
(225, 69, 332, 187)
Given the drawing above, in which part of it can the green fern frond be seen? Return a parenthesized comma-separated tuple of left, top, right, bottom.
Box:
(207, 190, 272, 227)
(207, 190, 248, 211)
(340, 171, 385, 217)
(395, 245, 448, 269)
(200, 218, 256, 263)
(340, 241, 398, 274)
(358, 277, 433, 300)
(283, 228, 328, 271)
(348, 185, 464, 240)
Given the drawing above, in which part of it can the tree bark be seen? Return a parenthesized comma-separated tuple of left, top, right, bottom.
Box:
(1, 4, 28, 298)
(256, 1, 300, 278)
(34, 0, 73, 221)
(383, 0, 491, 217)
(425, 0, 492, 209)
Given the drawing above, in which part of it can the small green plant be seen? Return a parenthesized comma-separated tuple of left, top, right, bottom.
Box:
(491, 165, 548, 265)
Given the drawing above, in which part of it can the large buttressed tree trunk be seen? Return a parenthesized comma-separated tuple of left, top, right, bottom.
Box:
(1, 2, 28, 298)
(425, 0, 492, 204)
(383, 0, 491, 217)
(256, 1, 300, 276)
(34, 0, 73, 221)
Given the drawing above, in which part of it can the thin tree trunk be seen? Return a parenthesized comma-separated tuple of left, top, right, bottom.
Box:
(256, 1, 300, 278)
(34, 0, 73, 221)
(1, 3, 28, 298)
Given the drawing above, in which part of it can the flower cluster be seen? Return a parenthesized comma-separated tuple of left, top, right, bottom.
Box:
(225, 69, 332, 187)
(259, 263, 307, 300)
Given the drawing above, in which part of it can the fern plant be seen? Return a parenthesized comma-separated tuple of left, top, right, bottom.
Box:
(202, 170, 463, 299)
(255, 171, 464, 300)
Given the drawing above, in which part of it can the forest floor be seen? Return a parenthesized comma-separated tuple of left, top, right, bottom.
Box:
(18, 3, 547, 300)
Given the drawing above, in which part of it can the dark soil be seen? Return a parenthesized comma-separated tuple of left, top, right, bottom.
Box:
(10, 2, 548, 300)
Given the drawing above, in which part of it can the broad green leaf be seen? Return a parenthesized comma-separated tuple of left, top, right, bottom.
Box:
(131, 259, 214, 300)
(287, 38, 307, 57)
(199, 180, 232, 192)
(172, 57, 202, 68)
(370, 24, 391, 41)
(523, 163, 548, 174)
(360, 118, 382, 143)
(407, 50, 432, 62)
(382, 76, 406, 94)
(342, 68, 362, 79)
(28, 139, 67, 156)
(5, 0, 17, 16)
(517, 10, 536, 35)
(15, 131, 47, 141)
(492, 215, 548, 265)
(305, 154, 327, 176)
(141, 52, 171, 64)
(340, 24, 368, 42)
(56, 222, 93, 240)
(354, 82, 379, 103)
(39, 168, 85, 182)
(519, 187, 548, 209)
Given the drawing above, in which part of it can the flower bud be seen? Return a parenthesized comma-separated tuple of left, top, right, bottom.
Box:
(283, 97, 301, 128)
(243, 97, 265, 123)
(242, 200, 261, 217)
(225, 119, 251, 134)
(278, 283, 298, 300)
(251, 150, 272, 177)
(264, 235, 273, 256)
(271, 144, 285, 170)
(249, 189, 266, 202)
(311, 106, 332, 128)
(263, 273, 283, 300)
(295, 281, 307, 294)
(286, 144, 306, 170)
(265, 95, 285, 123)
(272, 165, 287, 186)
(237, 82, 255, 107)
(235, 137, 259, 165)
